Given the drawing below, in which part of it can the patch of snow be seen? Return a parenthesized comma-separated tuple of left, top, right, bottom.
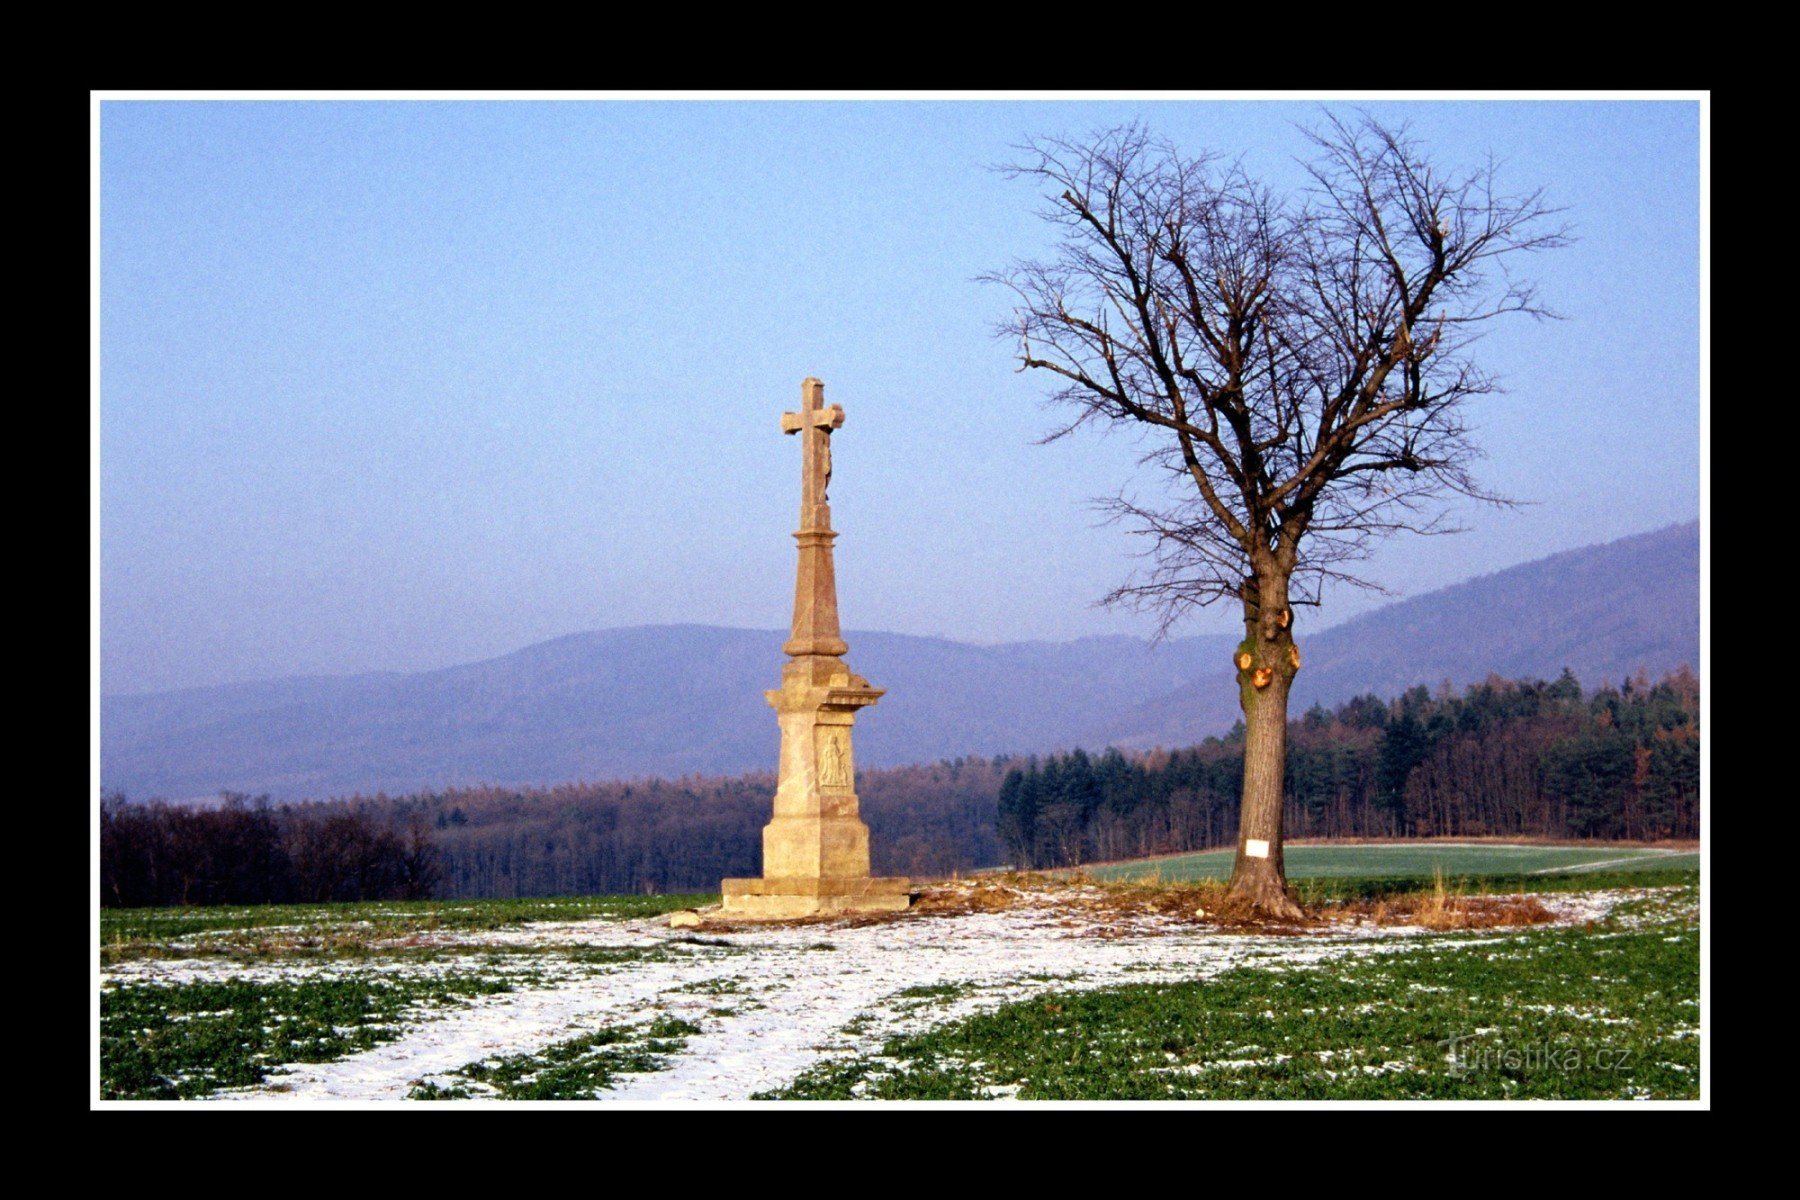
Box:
(102, 884, 1653, 1104)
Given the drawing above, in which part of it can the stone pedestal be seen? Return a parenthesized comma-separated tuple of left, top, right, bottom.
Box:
(720, 379, 911, 920)
(720, 876, 913, 919)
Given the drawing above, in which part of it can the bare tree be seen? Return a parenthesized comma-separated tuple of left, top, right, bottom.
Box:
(991, 113, 1569, 917)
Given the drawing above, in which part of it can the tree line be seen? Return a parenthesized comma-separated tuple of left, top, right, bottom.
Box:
(101, 669, 1697, 905)
(100, 795, 439, 908)
(100, 758, 1006, 905)
(999, 668, 1700, 869)
(401, 755, 1006, 899)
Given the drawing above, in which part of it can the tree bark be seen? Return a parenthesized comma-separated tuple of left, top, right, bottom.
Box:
(1228, 572, 1306, 920)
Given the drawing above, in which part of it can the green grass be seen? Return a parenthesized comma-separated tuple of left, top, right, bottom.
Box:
(1288, 867, 1699, 906)
(1085, 842, 1699, 884)
(669, 976, 745, 995)
(892, 982, 978, 1013)
(100, 893, 716, 963)
(407, 1016, 703, 1100)
(98, 893, 739, 1100)
(762, 885, 1700, 1101)
(101, 972, 521, 1099)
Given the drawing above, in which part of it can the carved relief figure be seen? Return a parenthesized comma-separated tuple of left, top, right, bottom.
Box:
(819, 727, 851, 788)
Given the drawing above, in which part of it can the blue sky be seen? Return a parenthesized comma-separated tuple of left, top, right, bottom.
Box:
(99, 99, 1702, 695)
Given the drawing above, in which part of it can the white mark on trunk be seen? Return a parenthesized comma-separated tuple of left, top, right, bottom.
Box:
(1246, 839, 1270, 859)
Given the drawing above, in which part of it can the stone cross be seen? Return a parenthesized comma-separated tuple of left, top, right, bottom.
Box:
(781, 377, 845, 516)
(717, 376, 909, 921)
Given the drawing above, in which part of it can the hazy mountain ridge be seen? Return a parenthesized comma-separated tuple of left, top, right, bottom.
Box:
(102, 521, 1698, 802)
(1099, 520, 1701, 749)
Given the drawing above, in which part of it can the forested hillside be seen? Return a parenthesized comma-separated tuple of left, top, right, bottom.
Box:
(1002, 668, 1700, 870)
(102, 669, 1698, 904)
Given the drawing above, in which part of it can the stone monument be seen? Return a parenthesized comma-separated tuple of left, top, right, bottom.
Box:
(719, 378, 912, 919)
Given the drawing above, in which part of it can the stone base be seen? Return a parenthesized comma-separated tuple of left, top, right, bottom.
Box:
(719, 875, 913, 920)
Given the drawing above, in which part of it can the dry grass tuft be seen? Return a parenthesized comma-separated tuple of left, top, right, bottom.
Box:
(1319, 869, 1558, 931)
(702, 870, 1560, 936)
(1415, 866, 1462, 929)
(955, 874, 1318, 934)
(910, 876, 1034, 917)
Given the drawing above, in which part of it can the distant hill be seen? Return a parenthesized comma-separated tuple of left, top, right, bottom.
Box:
(1099, 520, 1701, 749)
(101, 628, 1231, 801)
(101, 521, 1698, 802)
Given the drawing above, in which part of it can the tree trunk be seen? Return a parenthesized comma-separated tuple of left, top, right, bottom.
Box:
(1227, 572, 1306, 920)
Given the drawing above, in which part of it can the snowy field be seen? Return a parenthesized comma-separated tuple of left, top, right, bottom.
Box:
(99, 879, 1681, 1103)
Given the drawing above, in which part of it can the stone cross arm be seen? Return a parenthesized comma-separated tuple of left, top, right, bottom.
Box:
(783, 379, 846, 514)
(781, 404, 844, 435)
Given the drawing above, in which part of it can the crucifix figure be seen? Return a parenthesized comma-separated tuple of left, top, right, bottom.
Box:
(781, 377, 845, 514)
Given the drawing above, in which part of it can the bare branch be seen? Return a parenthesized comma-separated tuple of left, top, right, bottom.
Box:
(988, 115, 1566, 619)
